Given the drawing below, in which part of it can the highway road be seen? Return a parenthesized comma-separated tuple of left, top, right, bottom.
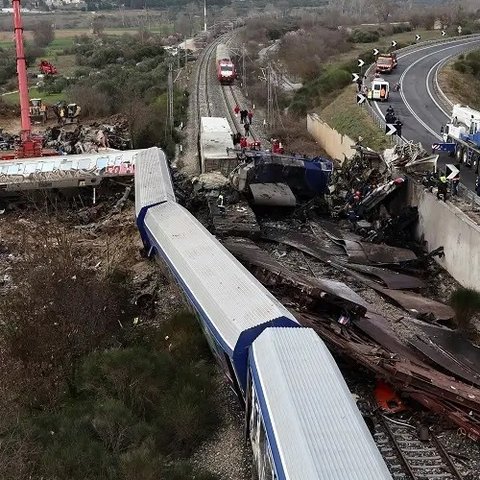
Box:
(371, 36, 480, 192)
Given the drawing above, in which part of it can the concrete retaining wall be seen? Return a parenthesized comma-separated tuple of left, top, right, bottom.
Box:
(408, 180, 480, 289)
(307, 113, 356, 164)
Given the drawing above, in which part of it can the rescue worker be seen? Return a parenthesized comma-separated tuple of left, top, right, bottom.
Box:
(247, 109, 254, 124)
(394, 118, 403, 137)
(244, 122, 250, 137)
(240, 109, 248, 124)
(239, 136, 248, 149)
(437, 175, 448, 201)
(386, 105, 394, 117)
(234, 105, 240, 117)
(356, 76, 363, 92)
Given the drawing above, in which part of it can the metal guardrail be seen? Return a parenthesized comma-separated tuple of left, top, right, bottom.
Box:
(360, 35, 480, 208)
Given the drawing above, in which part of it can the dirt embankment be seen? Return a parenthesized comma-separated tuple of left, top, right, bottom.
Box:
(438, 62, 480, 110)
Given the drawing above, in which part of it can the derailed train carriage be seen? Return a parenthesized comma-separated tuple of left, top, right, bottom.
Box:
(134, 147, 393, 480)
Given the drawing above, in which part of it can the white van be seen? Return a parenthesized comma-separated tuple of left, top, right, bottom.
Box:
(369, 78, 390, 101)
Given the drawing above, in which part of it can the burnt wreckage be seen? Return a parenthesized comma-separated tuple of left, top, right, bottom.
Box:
(194, 144, 480, 441)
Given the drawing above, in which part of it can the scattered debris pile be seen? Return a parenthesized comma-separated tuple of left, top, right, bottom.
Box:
(178, 146, 480, 441)
(44, 116, 131, 153)
(0, 115, 131, 155)
(384, 141, 438, 173)
(222, 218, 480, 441)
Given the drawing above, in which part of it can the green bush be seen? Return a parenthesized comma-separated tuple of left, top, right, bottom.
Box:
(349, 29, 380, 43)
(450, 287, 480, 332)
(6, 312, 221, 479)
(392, 24, 412, 34)
(453, 49, 480, 79)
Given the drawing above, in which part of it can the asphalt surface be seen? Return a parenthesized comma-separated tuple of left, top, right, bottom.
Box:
(371, 36, 480, 192)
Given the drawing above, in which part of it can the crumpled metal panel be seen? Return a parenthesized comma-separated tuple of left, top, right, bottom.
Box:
(0, 148, 139, 191)
(409, 335, 480, 388)
(249, 182, 296, 207)
(224, 237, 368, 317)
(342, 262, 425, 290)
(371, 286, 454, 321)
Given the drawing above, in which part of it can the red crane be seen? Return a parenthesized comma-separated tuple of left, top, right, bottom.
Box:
(10, 0, 55, 158)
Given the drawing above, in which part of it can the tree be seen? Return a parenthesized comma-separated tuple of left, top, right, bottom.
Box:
(32, 21, 54, 48)
(369, 0, 394, 22)
(92, 14, 106, 35)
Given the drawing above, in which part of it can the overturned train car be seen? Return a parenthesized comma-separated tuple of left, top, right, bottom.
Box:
(134, 147, 393, 480)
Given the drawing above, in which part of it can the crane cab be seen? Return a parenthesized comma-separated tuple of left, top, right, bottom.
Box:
(29, 98, 47, 124)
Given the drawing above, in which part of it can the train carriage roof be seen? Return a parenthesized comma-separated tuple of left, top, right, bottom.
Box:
(249, 328, 393, 480)
(134, 147, 175, 218)
(143, 202, 298, 388)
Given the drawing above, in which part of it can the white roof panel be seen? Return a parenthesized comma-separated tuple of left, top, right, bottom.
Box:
(251, 328, 392, 480)
(200, 117, 234, 160)
(134, 147, 175, 216)
(144, 202, 297, 352)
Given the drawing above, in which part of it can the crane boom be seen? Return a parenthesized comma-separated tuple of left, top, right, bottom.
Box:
(12, 0, 31, 142)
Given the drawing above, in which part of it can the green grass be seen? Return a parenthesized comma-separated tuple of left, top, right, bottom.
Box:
(2, 87, 66, 105)
(320, 85, 393, 151)
(439, 61, 480, 110)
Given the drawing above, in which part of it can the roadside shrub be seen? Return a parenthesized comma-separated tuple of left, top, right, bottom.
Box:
(349, 29, 380, 44)
(449, 287, 480, 332)
(453, 50, 480, 79)
(392, 24, 412, 34)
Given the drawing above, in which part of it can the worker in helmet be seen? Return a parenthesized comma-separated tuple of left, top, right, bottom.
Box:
(437, 175, 448, 201)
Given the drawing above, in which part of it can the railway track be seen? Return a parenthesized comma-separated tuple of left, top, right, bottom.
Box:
(221, 84, 260, 142)
(374, 415, 464, 480)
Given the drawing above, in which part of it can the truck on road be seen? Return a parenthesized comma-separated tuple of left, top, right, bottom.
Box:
(375, 53, 398, 74)
(441, 104, 480, 170)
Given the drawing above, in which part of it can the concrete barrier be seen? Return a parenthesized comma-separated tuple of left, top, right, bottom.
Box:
(307, 113, 356, 164)
(407, 180, 480, 289)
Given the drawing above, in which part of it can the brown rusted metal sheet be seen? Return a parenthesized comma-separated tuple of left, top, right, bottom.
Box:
(313, 219, 362, 244)
(223, 237, 368, 317)
(341, 240, 417, 265)
(356, 314, 427, 364)
(262, 227, 345, 257)
(341, 262, 425, 290)
(418, 323, 480, 377)
(262, 227, 424, 290)
(409, 335, 480, 388)
(356, 242, 417, 264)
(369, 286, 454, 321)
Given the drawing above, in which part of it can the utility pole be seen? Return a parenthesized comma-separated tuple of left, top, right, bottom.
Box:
(242, 44, 247, 96)
(267, 63, 273, 128)
(203, 0, 207, 32)
(184, 36, 188, 69)
(167, 63, 174, 134)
